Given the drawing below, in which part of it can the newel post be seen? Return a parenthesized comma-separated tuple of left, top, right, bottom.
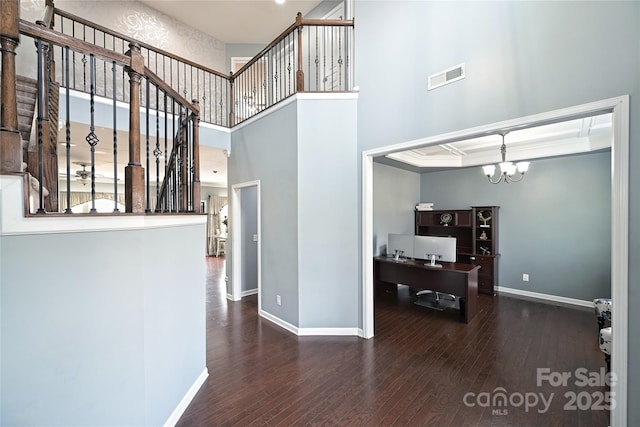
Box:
(228, 72, 235, 127)
(125, 42, 145, 212)
(191, 99, 201, 213)
(0, 0, 22, 173)
(295, 12, 304, 92)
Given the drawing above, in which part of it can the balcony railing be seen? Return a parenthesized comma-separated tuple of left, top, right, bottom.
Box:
(0, 0, 354, 215)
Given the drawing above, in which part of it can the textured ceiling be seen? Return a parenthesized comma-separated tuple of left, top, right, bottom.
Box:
(138, 0, 323, 44)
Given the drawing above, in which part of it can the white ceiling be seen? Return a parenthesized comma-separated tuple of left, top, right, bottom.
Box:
(138, 0, 324, 44)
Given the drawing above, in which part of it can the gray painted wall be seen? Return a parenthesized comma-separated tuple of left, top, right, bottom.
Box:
(228, 102, 300, 325)
(355, 1, 639, 422)
(227, 97, 358, 329)
(373, 162, 421, 256)
(297, 98, 359, 328)
(420, 151, 611, 300)
(241, 186, 258, 292)
(0, 224, 206, 425)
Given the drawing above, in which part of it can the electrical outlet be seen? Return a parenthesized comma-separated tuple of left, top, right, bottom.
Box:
(253, 234, 258, 242)
(276, 295, 282, 305)
(522, 273, 529, 282)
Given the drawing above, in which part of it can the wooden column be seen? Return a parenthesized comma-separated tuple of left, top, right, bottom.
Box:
(295, 12, 304, 92)
(0, 0, 22, 173)
(191, 100, 201, 213)
(125, 42, 145, 212)
(228, 72, 235, 127)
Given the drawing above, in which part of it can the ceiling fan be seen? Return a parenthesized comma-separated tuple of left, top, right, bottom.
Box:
(59, 162, 106, 186)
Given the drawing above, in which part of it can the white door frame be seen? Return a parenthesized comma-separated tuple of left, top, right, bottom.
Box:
(362, 95, 629, 426)
(230, 180, 262, 310)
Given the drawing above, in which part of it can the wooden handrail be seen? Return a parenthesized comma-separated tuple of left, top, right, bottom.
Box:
(53, 8, 229, 81)
(143, 66, 197, 113)
(233, 14, 354, 79)
(299, 18, 355, 27)
(19, 19, 129, 65)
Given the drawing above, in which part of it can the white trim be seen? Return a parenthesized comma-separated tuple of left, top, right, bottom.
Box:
(362, 154, 375, 339)
(362, 95, 628, 427)
(298, 327, 362, 336)
(231, 92, 358, 131)
(0, 176, 206, 236)
(230, 180, 261, 306)
(610, 95, 629, 427)
(496, 286, 593, 309)
(259, 309, 363, 337)
(241, 288, 258, 297)
(259, 309, 299, 335)
(162, 368, 209, 427)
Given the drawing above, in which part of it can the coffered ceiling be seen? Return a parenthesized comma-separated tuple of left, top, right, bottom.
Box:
(385, 113, 612, 172)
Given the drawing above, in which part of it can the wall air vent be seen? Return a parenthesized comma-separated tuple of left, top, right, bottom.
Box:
(427, 63, 465, 91)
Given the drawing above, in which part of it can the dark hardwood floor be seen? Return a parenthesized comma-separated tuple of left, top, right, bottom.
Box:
(177, 257, 610, 426)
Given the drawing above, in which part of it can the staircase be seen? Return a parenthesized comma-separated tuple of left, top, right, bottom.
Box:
(15, 75, 50, 211)
(16, 75, 37, 154)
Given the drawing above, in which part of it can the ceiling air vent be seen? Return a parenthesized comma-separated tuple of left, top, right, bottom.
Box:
(427, 63, 465, 91)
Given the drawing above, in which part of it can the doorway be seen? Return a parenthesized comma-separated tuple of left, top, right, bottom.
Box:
(230, 181, 261, 310)
(362, 95, 629, 425)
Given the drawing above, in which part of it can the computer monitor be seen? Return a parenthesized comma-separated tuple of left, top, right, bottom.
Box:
(387, 234, 415, 259)
(414, 235, 457, 263)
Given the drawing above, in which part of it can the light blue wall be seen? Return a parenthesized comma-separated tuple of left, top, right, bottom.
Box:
(297, 98, 359, 328)
(373, 162, 420, 256)
(355, 1, 639, 422)
(228, 102, 300, 324)
(227, 96, 358, 329)
(0, 224, 206, 425)
(420, 151, 611, 301)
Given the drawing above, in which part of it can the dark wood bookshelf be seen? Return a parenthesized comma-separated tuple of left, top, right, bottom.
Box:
(415, 206, 499, 295)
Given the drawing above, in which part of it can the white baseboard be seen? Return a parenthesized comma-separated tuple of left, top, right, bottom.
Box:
(226, 292, 241, 302)
(497, 286, 594, 309)
(163, 367, 209, 427)
(259, 309, 299, 335)
(297, 327, 361, 336)
(241, 288, 258, 297)
(259, 309, 361, 336)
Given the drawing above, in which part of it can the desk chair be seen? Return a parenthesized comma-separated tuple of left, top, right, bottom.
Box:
(414, 289, 457, 311)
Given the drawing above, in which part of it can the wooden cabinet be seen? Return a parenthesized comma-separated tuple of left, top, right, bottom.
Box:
(415, 210, 473, 256)
(471, 206, 499, 295)
(415, 206, 499, 295)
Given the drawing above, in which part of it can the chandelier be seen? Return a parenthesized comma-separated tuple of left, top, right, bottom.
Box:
(481, 133, 530, 184)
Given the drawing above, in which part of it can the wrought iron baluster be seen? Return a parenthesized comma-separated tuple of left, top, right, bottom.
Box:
(64, 46, 72, 213)
(338, 26, 343, 90)
(36, 38, 46, 213)
(145, 78, 150, 212)
(314, 26, 319, 90)
(154, 85, 161, 212)
(112, 61, 119, 212)
(82, 25, 87, 91)
(72, 24, 76, 89)
(86, 54, 99, 213)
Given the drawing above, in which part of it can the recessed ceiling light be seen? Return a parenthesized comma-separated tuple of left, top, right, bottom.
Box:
(275, 0, 285, 4)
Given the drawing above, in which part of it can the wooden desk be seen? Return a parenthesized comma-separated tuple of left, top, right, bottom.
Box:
(374, 256, 480, 323)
